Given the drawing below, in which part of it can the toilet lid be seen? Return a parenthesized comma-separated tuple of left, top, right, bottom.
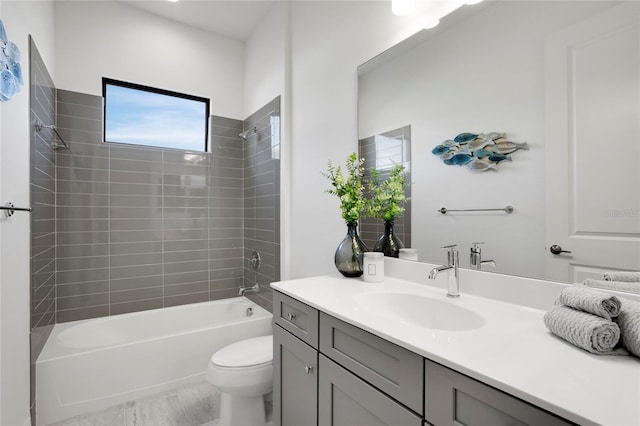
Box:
(211, 335, 273, 368)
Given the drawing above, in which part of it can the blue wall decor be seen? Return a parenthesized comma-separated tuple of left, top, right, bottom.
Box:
(432, 132, 528, 172)
(0, 20, 23, 102)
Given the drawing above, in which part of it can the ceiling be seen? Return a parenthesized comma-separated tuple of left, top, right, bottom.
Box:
(118, 0, 277, 41)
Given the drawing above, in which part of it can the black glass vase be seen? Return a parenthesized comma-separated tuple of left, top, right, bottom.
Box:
(373, 220, 405, 258)
(334, 222, 368, 277)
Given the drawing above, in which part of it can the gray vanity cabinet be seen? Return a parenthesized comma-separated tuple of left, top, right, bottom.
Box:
(273, 290, 574, 426)
(424, 360, 574, 426)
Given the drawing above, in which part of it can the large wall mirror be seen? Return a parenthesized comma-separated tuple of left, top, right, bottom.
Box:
(358, 0, 639, 290)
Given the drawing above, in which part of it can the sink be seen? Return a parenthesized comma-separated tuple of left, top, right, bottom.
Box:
(356, 292, 485, 331)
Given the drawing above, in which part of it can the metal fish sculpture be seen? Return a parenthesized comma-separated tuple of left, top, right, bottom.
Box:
(447, 153, 473, 165)
(468, 160, 496, 172)
(468, 138, 490, 151)
(440, 151, 456, 160)
(488, 153, 512, 163)
(432, 145, 451, 155)
(492, 141, 529, 155)
(442, 139, 456, 147)
(473, 148, 492, 159)
(453, 133, 478, 143)
(483, 132, 505, 141)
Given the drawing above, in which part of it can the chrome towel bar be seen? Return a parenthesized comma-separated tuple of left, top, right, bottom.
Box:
(438, 206, 514, 214)
(34, 119, 69, 150)
(1, 202, 32, 217)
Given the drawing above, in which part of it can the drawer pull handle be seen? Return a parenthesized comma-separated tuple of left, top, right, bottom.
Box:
(287, 312, 296, 321)
(304, 365, 313, 374)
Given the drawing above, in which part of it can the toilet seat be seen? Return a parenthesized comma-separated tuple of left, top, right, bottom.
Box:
(210, 335, 273, 369)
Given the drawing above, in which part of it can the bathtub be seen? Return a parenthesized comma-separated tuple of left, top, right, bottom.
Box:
(36, 297, 272, 426)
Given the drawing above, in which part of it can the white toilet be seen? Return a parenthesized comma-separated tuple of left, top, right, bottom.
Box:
(206, 335, 273, 426)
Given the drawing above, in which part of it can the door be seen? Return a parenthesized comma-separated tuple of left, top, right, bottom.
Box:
(545, 2, 640, 282)
(273, 324, 318, 426)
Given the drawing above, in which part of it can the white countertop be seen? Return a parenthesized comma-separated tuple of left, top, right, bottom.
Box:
(271, 271, 640, 426)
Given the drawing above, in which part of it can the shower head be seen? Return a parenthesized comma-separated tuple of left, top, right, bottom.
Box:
(239, 127, 257, 141)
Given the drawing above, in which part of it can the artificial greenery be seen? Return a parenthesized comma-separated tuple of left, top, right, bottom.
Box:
(366, 164, 408, 222)
(323, 153, 366, 224)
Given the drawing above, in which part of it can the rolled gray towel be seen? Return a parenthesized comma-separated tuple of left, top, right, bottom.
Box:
(558, 286, 621, 320)
(582, 278, 640, 295)
(603, 271, 640, 282)
(616, 299, 640, 358)
(543, 306, 627, 355)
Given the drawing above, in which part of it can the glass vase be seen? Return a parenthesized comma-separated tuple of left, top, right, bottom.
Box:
(373, 220, 405, 258)
(334, 222, 368, 277)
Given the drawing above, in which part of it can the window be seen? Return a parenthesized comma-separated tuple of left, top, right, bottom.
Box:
(103, 78, 210, 152)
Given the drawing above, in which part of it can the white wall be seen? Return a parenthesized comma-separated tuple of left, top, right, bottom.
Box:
(54, 1, 245, 120)
(287, 1, 466, 279)
(358, 1, 615, 279)
(0, 2, 55, 425)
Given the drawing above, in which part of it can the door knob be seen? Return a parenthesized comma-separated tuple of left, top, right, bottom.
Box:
(550, 245, 572, 255)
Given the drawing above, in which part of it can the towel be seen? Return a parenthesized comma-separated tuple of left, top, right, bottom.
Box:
(543, 306, 627, 355)
(603, 271, 640, 282)
(615, 299, 640, 358)
(581, 278, 640, 295)
(558, 286, 621, 320)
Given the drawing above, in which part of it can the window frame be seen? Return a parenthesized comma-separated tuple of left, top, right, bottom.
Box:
(102, 77, 211, 152)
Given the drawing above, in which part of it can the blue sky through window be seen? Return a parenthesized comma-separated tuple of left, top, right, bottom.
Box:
(104, 82, 208, 152)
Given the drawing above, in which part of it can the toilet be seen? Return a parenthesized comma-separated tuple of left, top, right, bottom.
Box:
(206, 335, 273, 426)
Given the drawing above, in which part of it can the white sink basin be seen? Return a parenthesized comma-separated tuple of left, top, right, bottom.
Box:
(357, 292, 485, 331)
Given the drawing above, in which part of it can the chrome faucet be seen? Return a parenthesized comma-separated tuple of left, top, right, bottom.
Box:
(238, 283, 259, 296)
(469, 242, 496, 270)
(428, 245, 460, 298)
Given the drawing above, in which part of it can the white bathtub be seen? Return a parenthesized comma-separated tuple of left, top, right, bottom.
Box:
(36, 297, 272, 426)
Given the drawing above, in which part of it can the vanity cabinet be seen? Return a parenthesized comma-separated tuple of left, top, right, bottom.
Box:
(273, 290, 574, 426)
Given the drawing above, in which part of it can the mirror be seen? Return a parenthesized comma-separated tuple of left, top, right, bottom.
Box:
(358, 0, 640, 288)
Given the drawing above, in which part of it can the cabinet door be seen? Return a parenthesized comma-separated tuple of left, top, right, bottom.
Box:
(425, 360, 574, 426)
(273, 324, 318, 426)
(319, 355, 422, 426)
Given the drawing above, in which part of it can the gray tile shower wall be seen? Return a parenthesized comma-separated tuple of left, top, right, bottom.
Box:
(242, 97, 281, 312)
(30, 39, 57, 334)
(54, 90, 279, 322)
(29, 36, 57, 423)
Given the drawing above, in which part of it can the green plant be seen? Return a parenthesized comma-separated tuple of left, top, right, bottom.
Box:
(366, 164, 408, 221)
(323, 153, 366, 224)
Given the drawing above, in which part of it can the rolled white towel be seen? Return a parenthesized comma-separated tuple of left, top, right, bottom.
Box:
(616, 298, 640, 358)
(581, 278, 640, 295)
(603, 271, 640, 282)
(558, 286, 621, 320)
(543, 306, 627, 355)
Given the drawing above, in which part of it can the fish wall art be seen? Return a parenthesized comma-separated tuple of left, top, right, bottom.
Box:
(432, 132, 528, 172)
(0, 20, 23, 102)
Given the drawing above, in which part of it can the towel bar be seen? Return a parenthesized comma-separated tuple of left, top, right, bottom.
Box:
(438, 206, 514, 214)
(1, 202, 32, 217)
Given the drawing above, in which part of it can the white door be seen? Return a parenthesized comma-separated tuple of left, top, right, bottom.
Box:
(545, 1, 640, 283)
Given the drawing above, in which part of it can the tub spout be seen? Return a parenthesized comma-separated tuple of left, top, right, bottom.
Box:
(239, 283, 259, 296)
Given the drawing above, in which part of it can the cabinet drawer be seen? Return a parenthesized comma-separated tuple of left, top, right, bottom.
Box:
(319, 354, 422, 426)
(273, 291, 319, 348)
(319, 312, 423, 414)
(425, 360, 574, 426)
